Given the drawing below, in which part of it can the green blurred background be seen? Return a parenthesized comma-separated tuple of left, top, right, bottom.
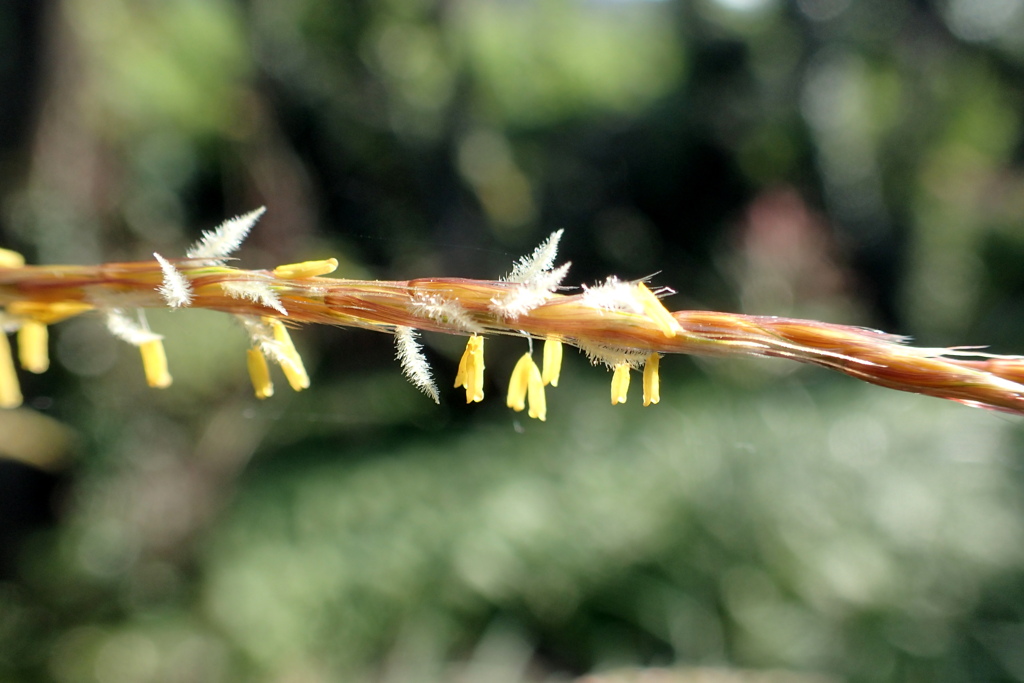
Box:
(2, 0, 1024, 680)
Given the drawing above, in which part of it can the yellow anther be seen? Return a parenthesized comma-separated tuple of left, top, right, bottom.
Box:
(7, 301, 92, 325)
(246, 348, 274, 399)
(507, 352, 546, 421)
(634, 282, 682, 338)
(542, 338, 563, 387)
(507, 353, 530, 412)
(139, 339, 172, 388)
(643, 353, 660, 406)
(0, 333, 22, 408)
(269, 319, 310, 391)
(17, 321, 49, 374)
(272, 258, 339, 279)
(0, 248, 25, 268)
(527, 366, 546, 421)
(454, 334, 485, 403)
(611, 363, 630, 405)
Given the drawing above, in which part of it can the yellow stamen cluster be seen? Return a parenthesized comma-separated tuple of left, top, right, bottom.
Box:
(606, 354, 661, 406)
(240, 319, 310, 399)
(0, 265, 87, 405)
(507, 352, 546, 421)
(454, 334, 485, 403)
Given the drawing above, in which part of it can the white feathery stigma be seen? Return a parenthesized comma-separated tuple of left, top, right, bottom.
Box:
(411, 293, 482, 333)
(186, 207, 266, 262)
(504, 229, 564, 283)
(222, 280, 287, 315)
(106, 309, 163, 346)
(394, 326, 439, 403)
(492, 230, 571, 320)
(582, 276, 644, 313)
(154, 253, 193, 308)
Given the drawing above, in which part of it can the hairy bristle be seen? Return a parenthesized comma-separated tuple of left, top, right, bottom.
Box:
(186, 207, 266, 261)
(106, 309, 162, 346)
(582, 277, 643, 314)
(222, 280, 287, 315)
(154, 253, 193, 308)
(504, 229, 564, 284)
(411, 294, 482, 333)
(394, 326, 439, 403)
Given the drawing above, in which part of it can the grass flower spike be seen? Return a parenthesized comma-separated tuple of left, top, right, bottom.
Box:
(1, 208, 1024, 420)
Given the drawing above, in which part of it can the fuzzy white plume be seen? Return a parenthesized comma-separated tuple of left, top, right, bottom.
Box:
(394, 326, 439, 403)
(106, 309, 162, 346)
(492, 230, 570, 320)
(154, 253, 193, 308)
(186, 207, 266, 261)
(504, 229, 564, 283)
(222, 280, 287, 315)
(411, 294, 482, 333)
(582, 276, 643, 313)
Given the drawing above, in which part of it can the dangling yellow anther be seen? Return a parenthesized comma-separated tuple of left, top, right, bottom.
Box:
(527, 364, 547, 421)
(542, 338, 563, 387)
(507, 352, 546, 421)
(454, 334, 485, 403)
(139, 339, 172, 388)
(643, 353, 660, 407)
(0, 248, 25, 268)
(246, 348, 274, 399)
(611, 363, 630, 405)
(17, 321, 49, 374)
(272, 258, 339, 279)
(634, 283, 682, 338)
(269, 319, 310, 391)
(0, 333, 23, 408)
